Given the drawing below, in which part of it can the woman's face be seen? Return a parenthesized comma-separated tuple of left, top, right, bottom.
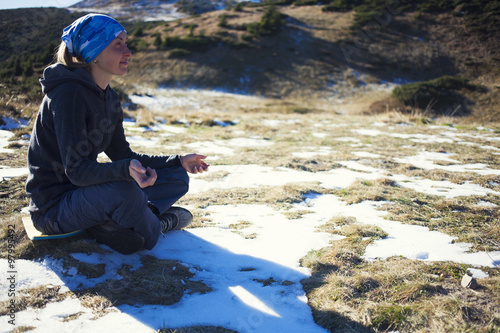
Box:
(93, 31, 131, 77)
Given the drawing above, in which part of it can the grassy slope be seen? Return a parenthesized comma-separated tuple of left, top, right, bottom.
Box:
(118, 4, 500, 122)
(0, 4, 499, 123)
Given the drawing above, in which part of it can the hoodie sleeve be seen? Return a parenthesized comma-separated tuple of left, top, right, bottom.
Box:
(51, 85, 132, 186)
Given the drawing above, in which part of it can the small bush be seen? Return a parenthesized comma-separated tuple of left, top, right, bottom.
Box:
(127, 39, 148, 52)
(245, 5, 285, 36)
(162, 35, 216, 52)
(293, 0, 319, 6)
(260, 5, 285, 35)
(234, 2, 244, 12)
(241, 34, 253, 42)
(372, 305, 416, 331)
(391, 76, 482, 115)
(174, 0, 218, 15)
(218, 14, 229, 28)
(168, 48, 191, 58)
(184, 23, 198, 37)
(132, 27, 144, 37)
(224, 39, 249, 49)
(245, 22, 262, 36)
(323, 0, 359, 12)
(153, 34, 162, 48)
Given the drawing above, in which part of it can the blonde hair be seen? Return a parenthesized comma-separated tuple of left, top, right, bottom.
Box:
(56, 41, 89, 68)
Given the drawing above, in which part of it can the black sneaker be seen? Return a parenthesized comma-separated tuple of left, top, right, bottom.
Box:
(159, 207, 193, 233)
(87, 221, 145, 255)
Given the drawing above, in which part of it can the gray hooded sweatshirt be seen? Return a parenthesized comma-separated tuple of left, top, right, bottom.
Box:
(26, 64, 179, 220)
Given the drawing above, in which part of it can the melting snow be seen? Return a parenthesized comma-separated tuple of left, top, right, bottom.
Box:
(1, 88, 499, 332)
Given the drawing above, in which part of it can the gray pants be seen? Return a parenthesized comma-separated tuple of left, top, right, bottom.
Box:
(33, 165, 189, 250)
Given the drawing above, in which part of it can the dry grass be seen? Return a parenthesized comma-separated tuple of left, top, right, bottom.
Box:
(318, 220, 389, 240)
(77, 255, 211, 308)
(301, 224, 500, 333)
(178, 182, 329, 211)
(0, 94, 40, 122)
(79, 294, 115, 319)
(228, 220, 257, 238)
(334, 177, 500, 252)
(0, 285, 70, 316)
(228, 220, 252, 230)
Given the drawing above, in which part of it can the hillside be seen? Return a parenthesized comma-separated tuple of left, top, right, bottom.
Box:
(117, 2, 500, 122)
(1, 1, 499, 123)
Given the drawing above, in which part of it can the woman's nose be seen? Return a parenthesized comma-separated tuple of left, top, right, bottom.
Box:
(124, 46, 132, 57)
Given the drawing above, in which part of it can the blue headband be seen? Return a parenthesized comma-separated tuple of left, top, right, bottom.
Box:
(61, 14, 125, 63)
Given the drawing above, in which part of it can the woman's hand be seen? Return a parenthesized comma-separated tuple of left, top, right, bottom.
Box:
(129, 159, 157, 188)
(180, 154, 209, 174)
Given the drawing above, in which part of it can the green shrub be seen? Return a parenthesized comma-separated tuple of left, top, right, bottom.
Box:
(127, 39, 148, 52)
(241, 34, 253, 42)
(132, 27, 144, 37)
(260, 5, 285, 35)
(351, 5, 378, 30)
(244, 5, 285, 37)
(293, 0, 319, 6)
(322, 0, 359, 12)
(218, 14, 229, 28)
(162, 35, 216, 52)
(330, 0, 500, 37)
(224, 38, 249, 49)
(372, 305, 416, 331)
(245, 22, 262, 36)
(153, 34, 162, 48)
(391, 76, 481, 114)
(175, 0, 219, 14)
(234, 2, 244, 12)
(416, 1, 454, 13)
(168, 48, 191, 58)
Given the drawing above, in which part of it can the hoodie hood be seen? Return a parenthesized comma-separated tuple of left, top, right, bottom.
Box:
(40, 64, 102, 95)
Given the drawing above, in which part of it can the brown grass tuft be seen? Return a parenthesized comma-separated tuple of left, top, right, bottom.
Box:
(0, 285, 70, 316)
(77, 255, 211, 308)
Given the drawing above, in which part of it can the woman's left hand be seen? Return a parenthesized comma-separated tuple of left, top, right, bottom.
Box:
(129, 159, 157, 188)
(180, 154, 209, 174)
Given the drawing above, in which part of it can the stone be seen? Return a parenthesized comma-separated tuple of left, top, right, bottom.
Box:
(461, 274, 478, 289)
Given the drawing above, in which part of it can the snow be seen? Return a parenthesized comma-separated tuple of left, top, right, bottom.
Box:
(0, 166, 28, 180)
(392, 174, 500, 198)
(0, 130, 15, 154)
(1, 89, 500, 332)
(292, 146, 334, 158)
(352, 129, 383, 136)
(184, 138, 273, 159)
(129, 87, 262, 114)
(1, 116, 29, 131)
(394, 151, 500, 176)
(334, 136, 360, 142)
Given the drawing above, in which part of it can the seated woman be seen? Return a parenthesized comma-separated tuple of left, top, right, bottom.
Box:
(26, 14, 209, 254)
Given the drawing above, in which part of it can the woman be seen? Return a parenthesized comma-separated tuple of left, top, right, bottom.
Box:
(26, 14, 209, 254)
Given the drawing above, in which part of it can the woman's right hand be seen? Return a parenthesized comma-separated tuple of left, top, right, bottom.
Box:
(129, 159, 157, 188)
(180, 154, 209, 174)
